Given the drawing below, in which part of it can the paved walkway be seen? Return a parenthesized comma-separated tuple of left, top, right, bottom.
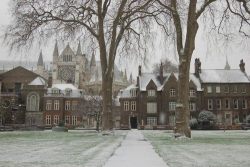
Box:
(103, 130, 169, 167)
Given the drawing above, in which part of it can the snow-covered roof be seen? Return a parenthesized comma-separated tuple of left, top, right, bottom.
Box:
(199, 69, 250, 83)
(119, 84, 138, 98)
(51, 84, 77, 90)
(190, 74, 202, 91)
(29, 77, 46, 86)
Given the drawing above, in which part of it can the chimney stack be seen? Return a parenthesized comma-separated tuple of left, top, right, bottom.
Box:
(239, 59, 245, 73)
(138, 65, 142, 76)
(195, 58, 201, 77)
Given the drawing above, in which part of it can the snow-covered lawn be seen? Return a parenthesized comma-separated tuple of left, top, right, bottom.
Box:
(143, 130, 250, 167)
(0, 130, 127, 167)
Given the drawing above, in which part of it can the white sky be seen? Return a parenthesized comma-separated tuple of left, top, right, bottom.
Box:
(0, 0, 249, 77)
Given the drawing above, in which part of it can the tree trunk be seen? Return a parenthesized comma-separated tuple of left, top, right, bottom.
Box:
(101, 75, 113, 130)
(175, 60, 191, 138)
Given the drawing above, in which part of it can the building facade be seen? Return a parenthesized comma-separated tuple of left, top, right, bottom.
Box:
(118, 59, 250, 129)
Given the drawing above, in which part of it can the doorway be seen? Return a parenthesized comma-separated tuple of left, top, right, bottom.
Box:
(130, 117, 137, 129)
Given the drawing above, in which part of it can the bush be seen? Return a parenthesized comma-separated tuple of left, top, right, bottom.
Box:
(189, 118, 198, 130)
(198, 110, 217, 129)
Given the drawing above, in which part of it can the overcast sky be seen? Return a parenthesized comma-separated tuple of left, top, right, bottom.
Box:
(0, 0, 249, 77)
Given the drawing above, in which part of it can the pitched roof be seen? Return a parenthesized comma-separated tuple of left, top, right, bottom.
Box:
(28, 76, 46, 86)
(199, 69, 250, 83)
(76, 41, 82, 55)
(61, 43, 75, 56)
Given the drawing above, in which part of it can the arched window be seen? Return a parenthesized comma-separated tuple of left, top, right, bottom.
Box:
(26, 92, 40, 111)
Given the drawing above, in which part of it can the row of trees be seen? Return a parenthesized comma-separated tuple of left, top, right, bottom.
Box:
(5, 0, 250, 137)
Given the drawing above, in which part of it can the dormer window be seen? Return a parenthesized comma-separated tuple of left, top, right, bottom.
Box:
(130, 89, 137, 97)
(147, 90, 156, 97)
(52, 88, 60, 94)
(65, 88, 72, 96)
(63, 55, 72, 62)
(189, 89, 196, 97)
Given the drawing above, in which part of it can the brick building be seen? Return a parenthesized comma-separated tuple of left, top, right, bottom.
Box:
(118, 59, 250, 129)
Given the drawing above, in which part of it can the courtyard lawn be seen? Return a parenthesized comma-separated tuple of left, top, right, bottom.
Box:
(0, 130, 127, 167)
(143, 130, 250, 167)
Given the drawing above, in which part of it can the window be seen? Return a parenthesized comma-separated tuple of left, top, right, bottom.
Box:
(224, 85, 229, 93)
(207, 86, 212, 93)
(225, 99, 230, 109)
(216, 99, 221, 110)
(65, 101, 71, 110)
(65, 89, 72, 96)
(242, 87, 247, 94)
(208, 99, 213, 110)
(130, 89, 137, 97)
(169, 102, 176, 111)
(189, 102, 196, 111)
(46, 115, 51, 125)
(65, 116, 70, 124)
(243, 99, 247, 109)
(54, 100, 60, 110)
(216, 86, 220, 93)
(147, 102, 157, 113)
(148, 90, 156, 97)
(170, 89, 176, 97)
(131, 101, 136, 111)
(26, 93, 39, 112)
(233, 99, 239, 109)
(189, 89, 196, 97)
(233, 86, 238, 93)
(124, 101, 129, 111)
(52, 88, 60, 94)
(46, 100, 52, 110)
(72, 101, 78, 111)
(63, 55, 72, 62)
(72, 116, 77, 125)
(54, 115, 59, 125)
(147, 117, 157, 126)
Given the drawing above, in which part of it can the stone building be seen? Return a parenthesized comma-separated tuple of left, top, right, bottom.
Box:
(118, 59, 250, 129)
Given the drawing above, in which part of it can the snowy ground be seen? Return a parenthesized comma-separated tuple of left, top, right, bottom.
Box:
(143, 130, 250, 167)
(0, 130, 127, 167)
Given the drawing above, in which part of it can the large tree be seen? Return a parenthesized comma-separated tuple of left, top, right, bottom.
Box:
(156, 0, 250, 137)
(5, 0, 161, 130)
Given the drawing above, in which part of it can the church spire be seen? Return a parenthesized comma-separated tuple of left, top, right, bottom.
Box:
(53, 40, 59, 61)
(37, 51, 44, 66)
(90, 52, 96, 67)
(224, 56, 231, 70)
(76, 41, 82, 55)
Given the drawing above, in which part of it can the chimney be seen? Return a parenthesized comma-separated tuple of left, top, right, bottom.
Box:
(48, 74, 52, 88)
(138, 65, 142, 76)
(160, 62, 164, 84)
(239, 59, 245, 73)
(194, 58, 201, 77)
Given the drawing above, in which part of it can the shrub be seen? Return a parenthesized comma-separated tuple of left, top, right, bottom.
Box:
(189, 118, 198, 129)
(198, 110, 217, 129)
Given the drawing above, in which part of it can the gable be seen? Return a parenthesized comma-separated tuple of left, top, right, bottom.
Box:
(146, 79, 157, 90)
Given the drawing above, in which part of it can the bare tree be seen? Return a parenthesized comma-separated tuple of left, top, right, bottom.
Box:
(156, 0, 250, 137)
(153, 58, 178, 74)
(4, 0, 161, 130)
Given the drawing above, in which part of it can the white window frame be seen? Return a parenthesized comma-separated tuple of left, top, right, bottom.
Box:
(54, 100, 60, 110)
(170, 89, 176, 97)
(189, 102, 196, 111)
(216, 99, 221, 110)
(72, 101, 78, 111)
(224, 85, 229, 93)
(147, 102, 157, 113)
(147, 90, 156, 97)
(65, 101, 71, 110)
(243, 99, 247, 109)
(233, 86, 238, 93)
(208, 99, 213, 110)
(216, 86, 221, 93)
(124, 101, 129, 111)
(233, 99, 239, 109)
(130, 89, 137, 97)
(46, 100, 52, 110)
(54, 115, 59, 125)
(72, 116, 77, 125)
(131, 101, 136, 111)
(46, 115, 51, 125)
(189, 89, 196, 97)
(147, 117, 157, 126)
(169, 102, 176, 111)
(207, 86, 212, 93)
(242, 87, 247, 94)
(65, 115, 70, 124)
